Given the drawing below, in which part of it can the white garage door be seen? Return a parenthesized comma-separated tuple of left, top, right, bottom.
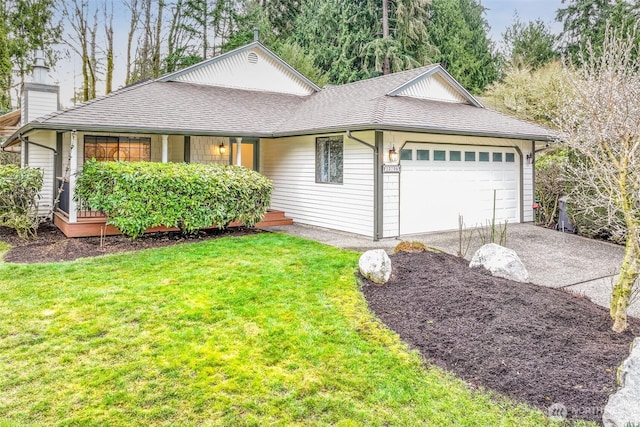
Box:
(400, 143, 520, 234)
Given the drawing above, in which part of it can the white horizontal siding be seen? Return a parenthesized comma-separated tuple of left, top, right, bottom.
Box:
(261, 134, 375, 237)
(382, 173, 400, 237)
(25, 90, 58, 122)
(27, 139, 55, 216)
(520, 141, 535, 222)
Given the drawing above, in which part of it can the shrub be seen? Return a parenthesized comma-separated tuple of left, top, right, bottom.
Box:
(74, 161, 273, 238)
(0, 150, 19, 165)
(564, 151, 627, 244)
(0, 164, 43, 239)
(534, 148, 567, 228)
(394, 240, 428, 254)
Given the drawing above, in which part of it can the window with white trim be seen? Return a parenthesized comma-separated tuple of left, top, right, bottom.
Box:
(316, 136, 343, 184)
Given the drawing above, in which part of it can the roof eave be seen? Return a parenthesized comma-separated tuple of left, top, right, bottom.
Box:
(273, 123, 557, 141)
(1, 122, 276, 148)
(3, 122, 558, 150)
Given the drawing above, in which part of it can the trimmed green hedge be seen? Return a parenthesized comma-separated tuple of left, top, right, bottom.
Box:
(0, 164, 43, 238)
(75, 161, 273, 238)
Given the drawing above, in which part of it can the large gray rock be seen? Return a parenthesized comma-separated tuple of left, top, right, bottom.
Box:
(359, 249, 392, 284)
(469, 243, 529, 282)
(603, 337, 640, 427)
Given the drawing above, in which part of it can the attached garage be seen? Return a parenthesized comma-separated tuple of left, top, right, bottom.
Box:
(399, 142, 521, 235)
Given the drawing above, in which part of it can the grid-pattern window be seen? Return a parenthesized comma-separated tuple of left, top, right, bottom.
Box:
(400, 149, 413, 160)
(84, 135, 151, 162)
(434, 150, 446, 161)
(416, 149, 430, 160)
(316, 136, 343, 184)
(465, 151, 476, 161)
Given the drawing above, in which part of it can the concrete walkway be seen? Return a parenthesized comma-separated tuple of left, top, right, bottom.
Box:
(263, 223, 639, 318)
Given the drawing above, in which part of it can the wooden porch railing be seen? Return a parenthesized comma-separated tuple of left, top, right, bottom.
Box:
(55, 178, 106, 219)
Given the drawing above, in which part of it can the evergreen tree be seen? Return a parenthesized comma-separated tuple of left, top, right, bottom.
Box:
(557, 0, 640, 62)
(1, 0, 60, 108)
(0, 10, 12, 111)
(502, 14, 558, 69)
(427, 0, 499, 93)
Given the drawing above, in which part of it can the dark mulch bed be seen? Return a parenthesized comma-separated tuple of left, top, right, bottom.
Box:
(0, 222, 259, 263)
(362, 250, 640, 425)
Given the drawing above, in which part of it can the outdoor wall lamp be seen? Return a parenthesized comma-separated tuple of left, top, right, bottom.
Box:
(219, 142, 227, 155)
(388, 145, 399, 163)
(526, 152, 533, 164)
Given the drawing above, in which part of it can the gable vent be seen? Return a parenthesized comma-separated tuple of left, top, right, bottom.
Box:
(247, 52, 259, 64)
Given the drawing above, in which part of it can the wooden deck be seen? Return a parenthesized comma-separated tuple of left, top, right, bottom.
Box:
(53, 209, 293, 238)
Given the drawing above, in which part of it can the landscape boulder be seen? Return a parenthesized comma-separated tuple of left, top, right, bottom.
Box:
(469, 243, 529, 282)
(359, 249, 392, 284)
(603, 337, 640, 427)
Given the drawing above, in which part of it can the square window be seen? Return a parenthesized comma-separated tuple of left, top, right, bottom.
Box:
(464, 151, 476, 161)
(505, 152, 515, 162)
(434, 150, 446, 161)
(493, 152, 503, 162)
(479, 152, 489, 162)
(416, 149, 429, 160)
(449, 151, 461, 161)
(316, 136, 343, 184)
(400, 149, 413, 161)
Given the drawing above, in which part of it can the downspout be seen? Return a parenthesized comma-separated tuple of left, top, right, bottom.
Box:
(347, 130, 382, 241)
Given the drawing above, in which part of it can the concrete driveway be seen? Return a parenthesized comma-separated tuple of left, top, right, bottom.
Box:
(264, 222, 639, 318)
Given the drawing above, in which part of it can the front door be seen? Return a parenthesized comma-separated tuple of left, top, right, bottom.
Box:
(230, 138, 258, 170)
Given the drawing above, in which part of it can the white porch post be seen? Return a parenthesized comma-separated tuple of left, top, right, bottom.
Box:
(68, 130, 78, 223)
(235, 137, 242, 166)
(161, 134, 169, 163)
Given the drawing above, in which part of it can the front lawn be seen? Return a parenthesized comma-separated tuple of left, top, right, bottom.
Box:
(0, 233, 554, 426)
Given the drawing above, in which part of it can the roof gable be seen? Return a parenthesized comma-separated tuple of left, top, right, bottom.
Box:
(159, 42, 319, 96)
(387, 65, 483, 107)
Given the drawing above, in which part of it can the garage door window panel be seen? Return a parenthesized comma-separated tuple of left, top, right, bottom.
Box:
(400, 149, 413, 160)
(465, 151, 476, 161)
(506, 152, 515, 162)
(417, 149, 429, 160)
(493, 152, 503, 162)
(450, 151, 461, 161)
(434, 150, 446, 161)
(479, 152, 489, 162)
(316, 136, 343, 184)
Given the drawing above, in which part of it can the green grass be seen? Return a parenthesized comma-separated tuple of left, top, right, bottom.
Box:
(0, 233, 561, 426)
(0, 241, 9, 261)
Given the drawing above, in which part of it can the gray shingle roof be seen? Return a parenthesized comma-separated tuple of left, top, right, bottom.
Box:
(32, 80, 306, 136)
(5, 64, 555, 145)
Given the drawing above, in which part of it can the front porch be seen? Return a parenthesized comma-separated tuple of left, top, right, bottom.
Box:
(53, 205, 293, 238)
(51, 131, 291, 238)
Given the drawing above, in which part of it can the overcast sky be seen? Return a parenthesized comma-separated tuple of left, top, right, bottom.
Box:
(46, 0, 567, 107)
(483, 0, 564, 46)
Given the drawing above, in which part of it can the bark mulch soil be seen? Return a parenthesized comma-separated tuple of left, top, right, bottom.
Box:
(0, 222, 259, 263)
(362, 250, 640, 425)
